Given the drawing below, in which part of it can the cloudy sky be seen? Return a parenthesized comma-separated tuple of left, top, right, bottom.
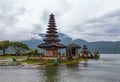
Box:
(0, 0, 120, 42)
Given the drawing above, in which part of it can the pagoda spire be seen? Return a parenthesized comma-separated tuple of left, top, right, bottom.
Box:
(48, 13, 56, 28)
(43, 13, 60, 43)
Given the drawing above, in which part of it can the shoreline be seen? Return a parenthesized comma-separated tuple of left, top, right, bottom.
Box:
(0, 56, 84, 67)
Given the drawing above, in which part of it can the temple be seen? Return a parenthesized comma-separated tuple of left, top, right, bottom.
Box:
(37, 14, 99, 59)
(38, 14, 66, 56)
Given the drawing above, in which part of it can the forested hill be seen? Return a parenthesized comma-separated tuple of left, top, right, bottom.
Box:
(74, 39, 120, 54)
(22, 33, 120, 54)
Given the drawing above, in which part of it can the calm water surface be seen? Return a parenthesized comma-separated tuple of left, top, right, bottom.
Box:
(0, 54, 120, 82)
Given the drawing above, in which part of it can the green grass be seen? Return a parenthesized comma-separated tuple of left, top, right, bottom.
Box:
(22, 59, 55, 65)
(0, 56, 27, 59)
(22, 58, 84, 65)
(0, 55, 85, 66)
(22, 59, 41, 64)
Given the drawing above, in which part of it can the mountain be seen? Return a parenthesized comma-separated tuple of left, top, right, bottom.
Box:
(22, 33, 120, 54)
(88, 41, 120, 54)
(73, 39, 88, 45)
(22, 33, 72, 49)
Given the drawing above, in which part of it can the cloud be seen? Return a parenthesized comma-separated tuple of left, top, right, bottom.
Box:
(71, 9, 120, 41)
(0, 0, 120, 41)
(0, 0, 42, 41)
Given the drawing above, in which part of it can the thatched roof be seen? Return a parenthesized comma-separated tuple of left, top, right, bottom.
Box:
(38, 42, 66, 48)
(43, 37, 60, 42)
(83, 45, 88, 49)
(45, 34, 59, 37)
(67, 43, 81, 48)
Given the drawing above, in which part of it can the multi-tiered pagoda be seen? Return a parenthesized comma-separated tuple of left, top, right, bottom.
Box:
(38, 14, 66, 56)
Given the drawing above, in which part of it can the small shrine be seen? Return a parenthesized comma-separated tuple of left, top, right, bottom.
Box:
(81, 45, 90, 58)
(37, 14, 66, 56)
(81, 45, 100, 59)
(66, 43, 81, 59)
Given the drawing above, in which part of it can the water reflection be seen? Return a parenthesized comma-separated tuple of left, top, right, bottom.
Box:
(83, 60, 88, 67)
(43, 65, 59, 82)
(42, 61, 89, 82)
(79, 60, 88, 67)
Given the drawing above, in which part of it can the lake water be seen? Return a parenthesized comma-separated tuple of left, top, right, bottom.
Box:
(0, 54, 120, 82)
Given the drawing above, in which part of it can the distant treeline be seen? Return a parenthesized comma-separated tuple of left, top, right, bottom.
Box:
(0, 40, 39, 55)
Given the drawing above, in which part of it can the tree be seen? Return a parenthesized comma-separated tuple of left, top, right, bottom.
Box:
(10, 41, 29, 55)
(34, 49, 39, 55)
(0, 40, 9, 55)
(0, 41, 29, 55)
(27, 49, 39, 56)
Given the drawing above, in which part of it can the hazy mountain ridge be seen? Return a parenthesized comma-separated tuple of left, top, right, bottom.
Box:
(22, 33, 120, 54)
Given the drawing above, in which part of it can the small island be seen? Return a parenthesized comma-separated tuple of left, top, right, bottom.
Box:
(27, 14, 100, 65)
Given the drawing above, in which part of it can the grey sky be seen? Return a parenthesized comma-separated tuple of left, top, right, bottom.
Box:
(0, 0, 120, 41)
